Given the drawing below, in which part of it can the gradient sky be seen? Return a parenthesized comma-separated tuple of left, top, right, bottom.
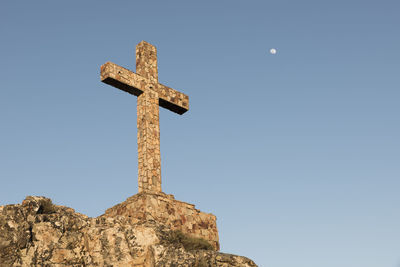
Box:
(1, 1, 399, 266)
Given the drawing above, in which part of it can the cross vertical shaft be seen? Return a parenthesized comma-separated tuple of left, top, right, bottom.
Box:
(137, 89, 162, 193)
(136, 42, 161, 193)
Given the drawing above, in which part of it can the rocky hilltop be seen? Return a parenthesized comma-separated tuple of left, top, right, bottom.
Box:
(0, 196, 257, 266)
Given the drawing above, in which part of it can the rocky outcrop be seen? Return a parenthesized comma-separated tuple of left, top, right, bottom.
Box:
(0, 196, 257, 266)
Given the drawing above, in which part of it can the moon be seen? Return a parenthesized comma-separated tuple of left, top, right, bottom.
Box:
(270, 48, 277, 55)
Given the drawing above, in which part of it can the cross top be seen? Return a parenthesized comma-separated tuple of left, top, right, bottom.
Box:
(100, 41, 189, 193)
(136, 41, 158, 82)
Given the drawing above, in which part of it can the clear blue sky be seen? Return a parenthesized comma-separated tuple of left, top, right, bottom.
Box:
(1, 1, 399, 266)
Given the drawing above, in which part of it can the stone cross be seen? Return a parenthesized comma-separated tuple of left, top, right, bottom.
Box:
(100, 41, 189, 193)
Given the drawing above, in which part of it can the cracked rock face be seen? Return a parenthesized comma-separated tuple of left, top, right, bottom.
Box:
(0, 196, 257, 267)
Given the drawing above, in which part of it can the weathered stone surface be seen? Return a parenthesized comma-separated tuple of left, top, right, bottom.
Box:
(0, 196, 257, 267)
(100, 41, 189, 194)
(103, 192, 220, 250)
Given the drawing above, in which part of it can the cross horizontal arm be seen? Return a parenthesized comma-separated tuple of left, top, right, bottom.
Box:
(100, 62, 189, 115)
(101, 62, 146, 97)
(155, 83, 189, 115)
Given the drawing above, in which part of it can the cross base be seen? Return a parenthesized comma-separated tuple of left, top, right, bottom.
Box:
(103, 192, 220, 250)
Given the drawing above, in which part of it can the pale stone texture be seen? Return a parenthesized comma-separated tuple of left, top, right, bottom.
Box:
(100, 41, 189, 194)
(0, 196, 257, 267)
(103, 192, 220, 250)
(99, 41, 221, 252)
